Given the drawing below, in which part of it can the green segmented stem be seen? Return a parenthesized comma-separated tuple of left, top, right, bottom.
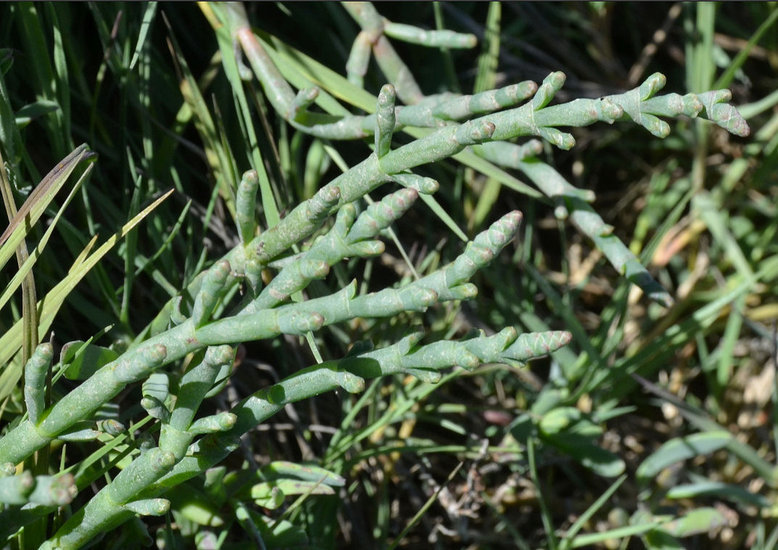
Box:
(157, 347, 232, 470)
(0, 471, 34, 505)
(166, 21, 749, 323)
(188, 412, 237, 434)
(390, 173, 439, 194)
(30, 474, 77, 506)
(245, 187, 419, 314)
(151, 327, 571, 493)
(347, 284, 438, 318)
(400, 340, 481, 370)
(8, 65, 733, 466)
(344, 81, 535, 132)
(642, 93, 703, 118)
(349, 241, 384, 257)
(501, 156, 673, 306)
(248, 258, 331, 313)
(418, 210, 520, 297)
(376, 84, 396, 158)
(123, 498, 169, 516)
(638, 72, 666, 101)
(342, 2, 424, 104)
(139, 397, 166, 419)
(531, 72, 566, 110)
(383, 21, 477, 49)
(109, 449, 176, 505)
(244, 255, 263, 293)
(216, 3, 751, 151)
(433, 81, 537, 121)
(23, 342, 52, 425)
(8, 11, 754, 541)
(379, 119, 495, 174)
(534, 97, 623, 128)
(606, 73, 672, 137)
(112, 343, 169, 383)
(474, 142, 595, 204)
(346, 186, 418, 243)
(196, 306, 325, 345)
(5, 209, 513, 463)
(248, 182, 345, 266)
(207, 212, 519, 350)
(1, 331, 178, 464)
(228, 4, 294, 119)
(0, 471, 76, 506)
(142, 373, 169, 404)
(472, 140, 541, 169)
(697, 89, 750, 137)
(290, 87, 319, 122)
(201, 213, 518, 348)
(504, 330, 573, 361)
(471, 140, 672, 305)
(44, 449, 175, 549)
(235, 170, 259, 244)
(605, 73, 750, 138)
(97, 419, 125, 436)
(141, 372, 170, 421)
(346, 31, 372, 87)
(168, 349, 233, 424)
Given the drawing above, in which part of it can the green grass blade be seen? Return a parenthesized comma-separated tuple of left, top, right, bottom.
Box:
(0, 144, 92, 272)
(0, 163, 92, 315)
(713, 6, 778, 89)
(129, 2, 158, 71)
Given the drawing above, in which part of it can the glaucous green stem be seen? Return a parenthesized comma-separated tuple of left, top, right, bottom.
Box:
(23, 342, 52, 425)
(143, 56, 748, 339)
(0, 328, 181, 465)
(0, 211, 518, 466)
(383, 21, 477, 49)
(244, 186, 420, 314)
(46, 322, 569, 546)
(235, 170, 259, 244)
(151, 327, 572, 492)
(198, 211, 521, 345)
(342, 2, 424, 104)
(346, 30, 372, 87)
(0, 471, 75, 506)
(375, 84, 396, 158)
(42, 449, 174, 549)
(211, 2, 749, 147)
(43, 346, 236, 548)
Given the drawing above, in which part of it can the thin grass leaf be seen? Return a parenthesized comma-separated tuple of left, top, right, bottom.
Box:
(559, 475, 627, 550)
(129, 2, 158, 71)
(636, 430, 732, 483)
(0, 144, 93, 271)
(666, 479, 770, 508)
(0, 160, 92, 315)
(471, 2, 502, 229)
(568, 521, 668, 548)
(387, 462, 463, 550)
(164, 13, 237, 219)
(713, 6, 778, 90)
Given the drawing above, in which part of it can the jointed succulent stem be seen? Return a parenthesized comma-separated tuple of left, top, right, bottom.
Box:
(2, 3, 753, 547)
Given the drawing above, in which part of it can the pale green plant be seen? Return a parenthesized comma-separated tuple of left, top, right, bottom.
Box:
(0, 2, 754, 549)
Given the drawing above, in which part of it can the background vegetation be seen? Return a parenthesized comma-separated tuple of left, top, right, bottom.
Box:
(1, 2, 777, 548)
